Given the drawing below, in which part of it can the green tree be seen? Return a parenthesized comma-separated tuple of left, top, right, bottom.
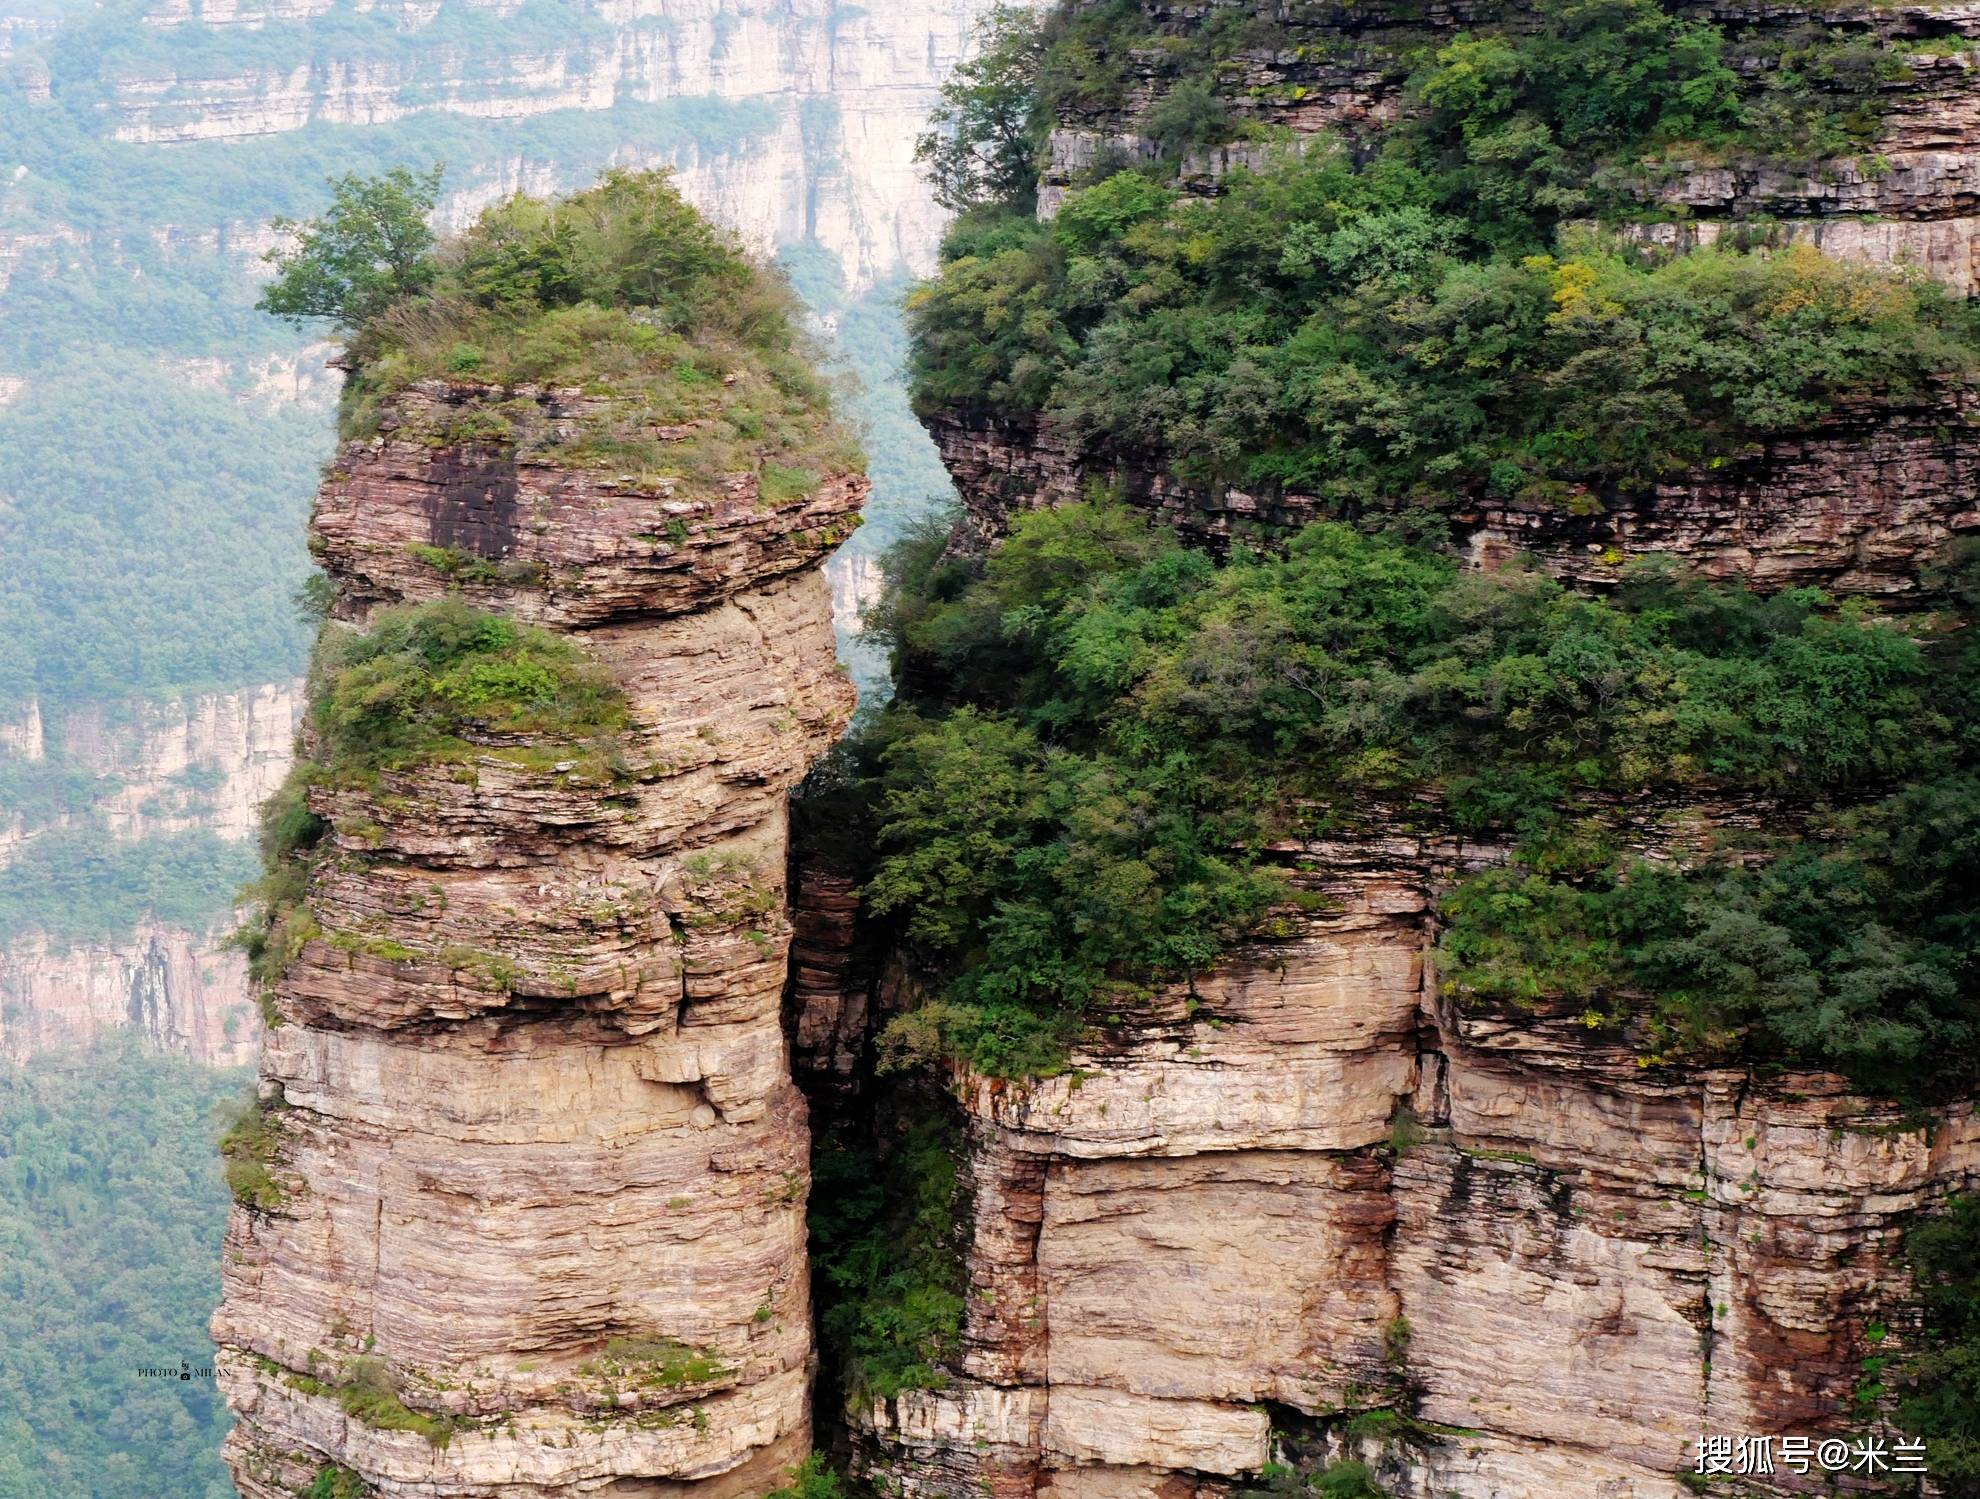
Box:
(1901, 1196, 1980, 1493)
(258, 166, 444, 329)
(914, 6, 1048, 212)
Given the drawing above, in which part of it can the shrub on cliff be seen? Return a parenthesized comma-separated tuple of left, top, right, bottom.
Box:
(856, 502, 1977, 1090)
(308, 599, 629, 776)
(324, 168, 857, 490)
(765, 1455, 855, 1499)
(909, 150, 1976, 518)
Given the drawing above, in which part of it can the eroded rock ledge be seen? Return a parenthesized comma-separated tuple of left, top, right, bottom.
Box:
(212, 368, 864, 1498)
(926, 398, 1980, 604)
(809, 823, 1979, 1499)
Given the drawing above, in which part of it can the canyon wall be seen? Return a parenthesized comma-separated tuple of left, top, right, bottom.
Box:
(213, 359, 863, 1495)
(826, 2, 1980, 1495)
(834, 832, 1978, 1499)
(0, 682, 303, 1067)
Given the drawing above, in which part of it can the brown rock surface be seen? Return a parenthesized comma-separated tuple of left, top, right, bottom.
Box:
(846, 826, 1980, 1499)
(927, 400, 1980, 601)
(212, 372, 861, 1496)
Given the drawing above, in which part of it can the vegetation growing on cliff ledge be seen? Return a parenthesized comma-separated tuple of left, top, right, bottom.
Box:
(929, 0, 1924, 218)
(310, 599, 630, 777)
(1240, 1460, 1390, 1499)
(910, 2, 1979, 527)
(910, 169, 1974, 522)
(854, 503, 1977, 1091)
(217, 1089, 290, 1213)
(267, 168, 860, 493)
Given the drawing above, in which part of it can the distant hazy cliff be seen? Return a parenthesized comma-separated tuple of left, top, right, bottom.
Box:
(0, 0, 997, 1064)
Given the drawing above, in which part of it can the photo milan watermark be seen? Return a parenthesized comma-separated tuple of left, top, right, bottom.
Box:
(1694, 1435, 1928, 1478)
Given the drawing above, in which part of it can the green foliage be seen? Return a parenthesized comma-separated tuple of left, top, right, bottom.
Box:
(227, 760, 328, 1009)
(1239, 1460, 1391, 1498)
(335, 169, 857, 493)
(0, 758, 105, 836)
(0, 1040, 243, 1499)
(811, 1102, 968, 1402)
(301, 1466, 373, 1499)
(1899, 1196, 1980, 1493)
(914, 4, 1050, 212)
(910, 151, 1975, 511)
(309, 599, 629, 776)
(0, 353, 323, 711)
(1405, 0, 1743, 243)
(0, 824, 256, 947)
(1437, 767, 1980, 1096)
(258, 166, 443, 330)
(217, 1091, 288, 1213)
(908, 0, 1977, 521)
(283, 1354, 464, 1446)
(990, 0, 1919, 229)
(765, 1453, 854, 1499)
(857, 503, 1975, 1084)
(579, 1337, 727, 1390)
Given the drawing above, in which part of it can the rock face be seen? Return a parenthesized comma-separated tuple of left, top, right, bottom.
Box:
(830, 829, 1980, 1499)
(0, 920, 258, 1065)
(98, 0, 1010, 291)
(0, 0, 1015, 1068)
(212, 369, 862, 1496)
(925, 400, 1980, 603)
(0, 680, 304, 1065)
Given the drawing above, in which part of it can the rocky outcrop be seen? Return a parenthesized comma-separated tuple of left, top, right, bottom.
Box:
(860, 3, 1980, 1485)
(925, 400, 1980, 603)
(839, 826, 1980, 1499)
(212, 356, 863, 1495)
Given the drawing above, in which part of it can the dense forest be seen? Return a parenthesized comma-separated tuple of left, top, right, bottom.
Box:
(0, 1040, 245, 1499)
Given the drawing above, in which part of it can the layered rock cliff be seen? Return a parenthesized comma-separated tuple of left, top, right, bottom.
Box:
(211, 174, 863, 1497)
(0, 682, 303, 1066)
(809, 1, 1980, 1495)
(830, 834, 1978, 1498)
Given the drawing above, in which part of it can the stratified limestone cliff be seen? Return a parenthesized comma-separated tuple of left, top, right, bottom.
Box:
(812, 1, 1980, 1494)
(90, 0, 1012, 289)
(0, 682, 303, 1065)
(819, 826, 1978, 1499)
(926, 395, 1980, 603)
(212, 180, 864, 1497)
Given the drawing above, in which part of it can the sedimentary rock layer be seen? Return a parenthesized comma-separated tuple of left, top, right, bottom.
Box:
(831, 828, 1980, 1499)
(925, 401, 1980, 603)
(214, 372, 862, 1497)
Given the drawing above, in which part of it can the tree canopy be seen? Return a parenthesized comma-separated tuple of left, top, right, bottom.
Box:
(258, 165, 443, 330)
